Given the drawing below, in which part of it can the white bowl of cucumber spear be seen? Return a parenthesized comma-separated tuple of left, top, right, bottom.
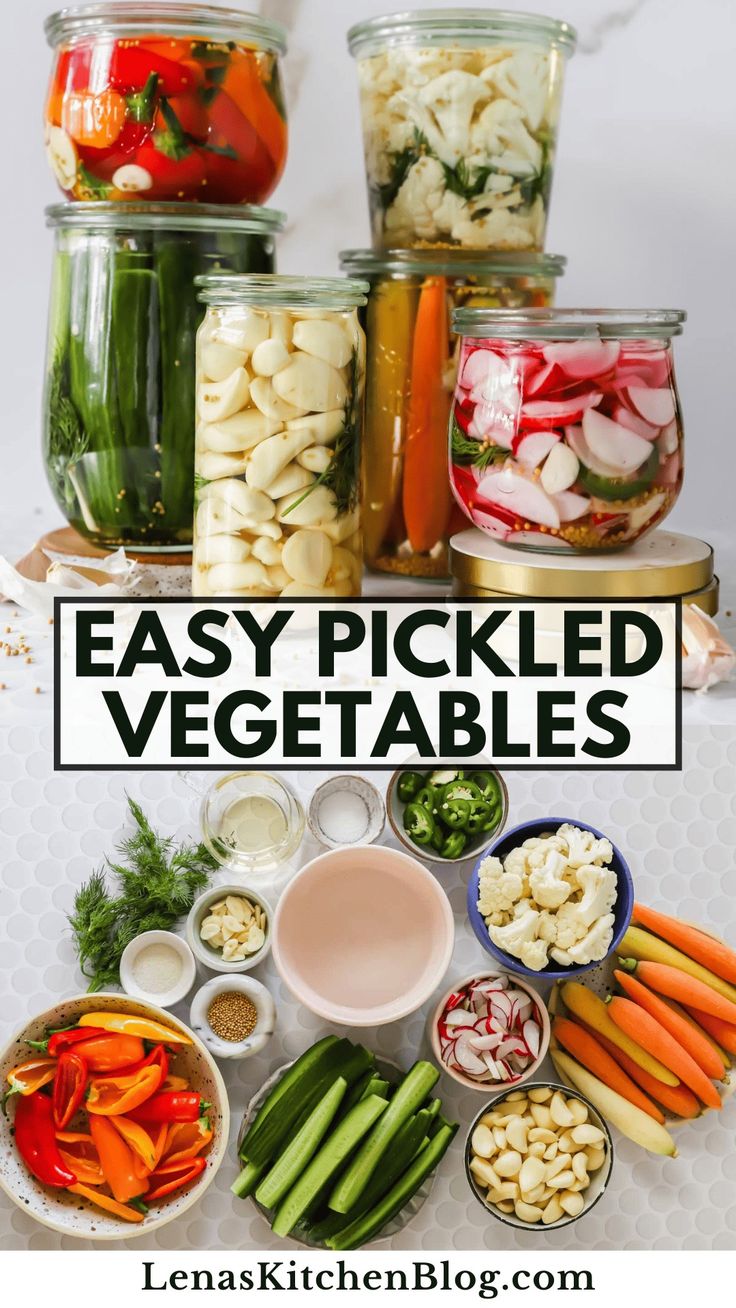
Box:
(232, 1036, 458, 1249)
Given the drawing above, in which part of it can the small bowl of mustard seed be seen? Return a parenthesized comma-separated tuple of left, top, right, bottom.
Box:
(189, 975, 276, 1061)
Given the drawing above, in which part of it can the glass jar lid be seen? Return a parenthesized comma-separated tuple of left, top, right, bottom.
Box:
(451, 306, 686, 340)
(45, 3, 287, 51)
(449, 528, 714, 599)
(348, 9, 577, 58)
(45, 200, 286, 234)
(197, 273, 370, 309)
(340, 248, 567, 279)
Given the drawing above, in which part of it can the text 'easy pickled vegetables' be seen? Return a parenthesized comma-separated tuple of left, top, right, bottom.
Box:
(449, 310, 685, 551)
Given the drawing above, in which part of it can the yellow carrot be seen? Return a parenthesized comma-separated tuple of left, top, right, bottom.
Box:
(551, 1048, 677, 1156)
(620, 927, 736, 1005)
(402, 276, 452, 554)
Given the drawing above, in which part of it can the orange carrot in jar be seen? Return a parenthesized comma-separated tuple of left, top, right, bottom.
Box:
(620, 959, 736, 1024)
(607, 996, 721, 1109)
(588, 1026, 701, 1119)
(553, 1018, 664, 1122)
(614, 970, 724, 1080)
(631, 903, 736, 984)
(62, 89, 127, 148)
(222, 52, 286, 167)
(684, 1007, 736, 1055)
(402, 277, 453, 554)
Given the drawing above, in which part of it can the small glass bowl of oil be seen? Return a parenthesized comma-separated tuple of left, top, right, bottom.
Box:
(199, 772, 305, 874)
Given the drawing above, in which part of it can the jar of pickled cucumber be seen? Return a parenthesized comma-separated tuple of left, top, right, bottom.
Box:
(193, 275, 368, 598)
(339, 249, 565, 579)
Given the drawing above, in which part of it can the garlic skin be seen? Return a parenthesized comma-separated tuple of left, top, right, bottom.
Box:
(194, 301, 363, 598)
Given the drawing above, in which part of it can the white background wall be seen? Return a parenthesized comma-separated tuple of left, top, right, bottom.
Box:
(2, 0, 735, 549)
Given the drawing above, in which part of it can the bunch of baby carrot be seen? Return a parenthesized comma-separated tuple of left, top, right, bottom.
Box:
(550, 904, 736, 1155)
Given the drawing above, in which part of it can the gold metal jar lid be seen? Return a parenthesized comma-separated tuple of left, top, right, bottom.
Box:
(449, 528, 714, 601)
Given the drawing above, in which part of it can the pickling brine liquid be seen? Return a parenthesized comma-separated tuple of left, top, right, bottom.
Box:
(220, 794, 288, 854)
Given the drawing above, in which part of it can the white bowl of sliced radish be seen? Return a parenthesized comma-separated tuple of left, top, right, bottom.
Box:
(430, 972, 550, 1092)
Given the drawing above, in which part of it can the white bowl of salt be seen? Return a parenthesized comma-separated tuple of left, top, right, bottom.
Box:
(307, 775, 385, 849)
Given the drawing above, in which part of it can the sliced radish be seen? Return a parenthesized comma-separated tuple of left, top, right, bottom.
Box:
(658, 419, 679, 455)
(540, 440, 579, 493)
(454, 1031, 488, 1075)
(542, 340, 620, 379)
(620, 348, 670, 388)
(445, 1008, 471, 1027)
(508, 530, 574, 549)
(582, 407, 653, 473)
(523, 1020, 541, 1058)
(469, 403, 516, 446)
(626, 386, 676, 427)
(514, 429, 559, 467)
(612, 403, 660, 440)
(476, 468, 560, 529)
(565, 425, 626, 479)
(469, 1033, 505, 1052)
(469, 506, 512, 539)
(520, 392, 602, 430)
(554, 489, 590, 521)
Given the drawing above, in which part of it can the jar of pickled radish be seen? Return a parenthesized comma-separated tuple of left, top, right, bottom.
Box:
(340, 249, 565, 579)
(448, 308, 686, 552)
(193, 275, 368, 598)
(43, 201, 284, 552)
(347, 9, 576, 251)
(44, 4, 287, 204)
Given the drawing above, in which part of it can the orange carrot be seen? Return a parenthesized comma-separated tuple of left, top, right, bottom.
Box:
(223, 54, 287, 167)
(589, 1025, 700, 1119)
(553, 1017, 664, 1121)
(402, 277, 452, 554)
(623, 959, 736, 1025)
(661, 996, 730, 1068)
(685, 1007, 736, 1055)
(632, 903, 736, 983)
(607, 996, 721, 1109)
(68, 1182, 144, 1223)
(614, 970, 724, 1080)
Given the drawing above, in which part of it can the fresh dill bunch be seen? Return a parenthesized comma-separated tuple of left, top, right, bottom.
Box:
(69, 796, 217, 992)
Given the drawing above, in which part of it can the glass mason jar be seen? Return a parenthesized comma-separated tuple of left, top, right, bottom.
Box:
(43, 201, 284, 551)
(448, 308, 686, 553)
(193, 275, 368, 598)
(340, 249, 565, 579)
(347, 9, 576, 251)
(44, 4, 287, 204)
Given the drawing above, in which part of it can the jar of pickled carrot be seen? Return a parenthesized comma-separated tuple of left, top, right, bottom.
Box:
(339, 249, 565, 579)
(44, 4, 288, 204)
(449, 308, 686, 552)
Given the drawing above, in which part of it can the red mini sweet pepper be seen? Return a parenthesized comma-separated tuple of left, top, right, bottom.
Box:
(129, 1091, 208, 1125)
(52, 1051, 88, 1130)
(45, 1026, 107, 1057)
(145, 1155, 206, 1202)
(14, 1092, 77, 1188)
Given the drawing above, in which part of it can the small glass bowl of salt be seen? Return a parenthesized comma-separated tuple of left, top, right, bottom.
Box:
(120, 931, 197, 1008)
(307, 775, 385, 849)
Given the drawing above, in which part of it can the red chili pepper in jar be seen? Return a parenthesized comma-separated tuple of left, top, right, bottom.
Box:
(108, 42, 197, 97)
(129, 1091, 208, 1124)
(145, 1155, 207, 1202)
(14, 1092, 77, 1188)
(130, 97, 208, 198)
(205, 88, 275, 201)
(52, 1051, 88, 1130)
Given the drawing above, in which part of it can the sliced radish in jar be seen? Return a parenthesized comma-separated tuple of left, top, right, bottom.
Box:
(514, 429, 560, 467)
(621, 349, 670, 388)
(542, 340, 621, 379)
(476, 468, 560, 529)
(469, 403, 515, 446)
(612, 403, 660, 440)
(582, 408, 654, 473)
(565, 425, 626, 478)
(658, 419, 679, 455)
(540, 440, 579, 493)
(509, 530, 574, 549)
(626, 386, 676, 427)
(521, 392, 602, 430)
(554, 489, 591, 521)
(469, 507, 513, 539)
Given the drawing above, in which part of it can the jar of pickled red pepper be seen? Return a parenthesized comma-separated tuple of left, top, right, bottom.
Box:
(43, 201, 284, 551)
(339, 249, 565, 579)
(347, 9, 576, 251)
(448, 308, 686, 552)
(44, 4, 287, 204)
(193, 275, 368, 599)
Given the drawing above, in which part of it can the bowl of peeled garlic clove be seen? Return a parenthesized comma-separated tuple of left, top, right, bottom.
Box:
(186, 884, 273, 974)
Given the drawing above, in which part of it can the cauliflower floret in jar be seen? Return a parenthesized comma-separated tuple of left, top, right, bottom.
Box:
(489, 907, 540, 961)
(384, 156, 446, 242)
(415, 70, 490, 166)
(452, 207, 537, 249)
(469, 99, 542, 176)
(477, 854, 524, 917)
(480, 50, 553, 133)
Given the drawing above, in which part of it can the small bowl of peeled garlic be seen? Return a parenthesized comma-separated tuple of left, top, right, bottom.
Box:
(186, 884, 273, 974)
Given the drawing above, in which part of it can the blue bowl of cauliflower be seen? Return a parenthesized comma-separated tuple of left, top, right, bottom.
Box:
(467, 817, 634, 980)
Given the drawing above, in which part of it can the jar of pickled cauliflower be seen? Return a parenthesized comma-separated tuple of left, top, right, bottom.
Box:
(347, 9, 576, 251)
(449, 308, 686, 552)
(43, 201, 284, 551)
(193, 276, 368, 598)
(340, 249, 565, 579)
(44, 4, 287, 204)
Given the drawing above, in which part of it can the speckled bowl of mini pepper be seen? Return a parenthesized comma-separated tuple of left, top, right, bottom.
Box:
(386, 762, 508, 866)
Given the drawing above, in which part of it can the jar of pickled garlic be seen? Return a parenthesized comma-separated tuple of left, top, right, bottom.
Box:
(43, 201, 284, 552)
(448, 308, 686, 553)
(347, 9, 576, 251)
(193, 276, 368, 598)
(44, 4, 287, 204)
(339, 249, 565, 579)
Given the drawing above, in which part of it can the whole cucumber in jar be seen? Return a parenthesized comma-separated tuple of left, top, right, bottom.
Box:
(42, 202, 284, 551)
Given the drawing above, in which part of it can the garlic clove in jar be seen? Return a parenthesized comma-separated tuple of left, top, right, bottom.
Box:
(264, 462, 315, 499)
(250, 536, 283, 565)
(245, 427, 315, 491)
(207, 560, 272, 592)
(195, 449, 251, 481)
(201, 341, 248, 382)
(272, 354, 348, 413)
(212, 310, 270, 355)
(297, 445, 333, 474)
(199, 477, 276, 522)
(199, 411, 283, 454)
(285, 408, 345, 445)
(250, 376, 307, 421)
(292, 319, 354, 369)
(282, 529, 333, 587)
(275, 485, 338, 527)
(197, 368, 251, 424)
(197, 534, 252, 565)
(251, 337, 291, 377)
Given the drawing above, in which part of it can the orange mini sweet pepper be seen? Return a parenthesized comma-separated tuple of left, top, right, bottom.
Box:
(68, 1182, 144, 1223)
(160, 1118, 213, 1171)
(55, 1131, 105, 1186)
(5, 1057, 56, 1098)
(78, 1012, 191, 1047)
(86, 1063, 162, 1117)
(88, 1115, 148, 1204)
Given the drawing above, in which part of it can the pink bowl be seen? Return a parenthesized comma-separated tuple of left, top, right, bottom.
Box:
(272, 844, 455, 1026)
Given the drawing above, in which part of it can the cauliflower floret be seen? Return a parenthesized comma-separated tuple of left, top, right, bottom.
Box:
(502, 846, 531, 880)
(384, 156, 446, 242)
(552, 902, 590, 951)
(468, 99, 542, 176)
(433, 188, 471, 238)
(537, 910, 559, 944)
(477, 854, 524, 917)
(557, 823, 613, 869)
(519, 938, 549, 972)
(416, 70, 490, 166)
(528, 847, 574, 910)
(566, 913, 615, 965)
(513, 897, 534, 918)
(574, 864, 618, 927)
(488, 907, 540, 962)
(480, 50, 552, 132)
